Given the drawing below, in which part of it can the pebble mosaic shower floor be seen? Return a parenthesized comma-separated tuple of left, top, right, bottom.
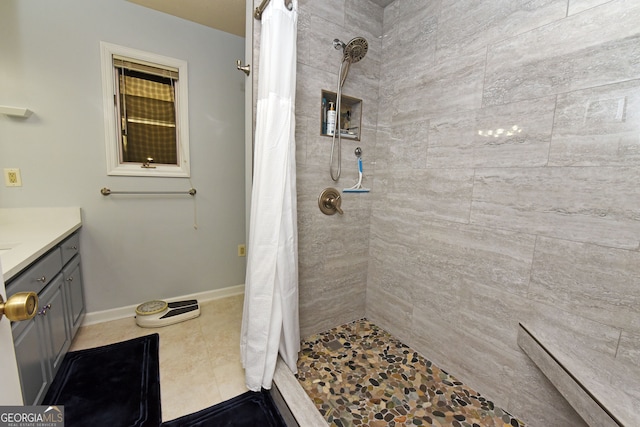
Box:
(296, 319, 525, 427)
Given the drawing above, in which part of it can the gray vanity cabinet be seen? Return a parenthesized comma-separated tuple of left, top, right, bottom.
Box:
(10, 275, 69, 405)
(62, 255, 84, 338)
(8, 231, 84, 405)
(11, 315, 49, 405)
(38, 274, 71, 381)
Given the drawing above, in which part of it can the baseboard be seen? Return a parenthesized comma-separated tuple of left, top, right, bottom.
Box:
(81, 284, 245, 326)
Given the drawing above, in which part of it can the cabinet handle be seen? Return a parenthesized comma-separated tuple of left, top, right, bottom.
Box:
(67, 246, 77, 250)
(66, 277, 73, 282)
(38, 304, 52, 316)
(36, 276, 46, 283)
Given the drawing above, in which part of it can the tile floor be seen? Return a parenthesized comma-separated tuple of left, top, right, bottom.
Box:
(73, 298, 525, 427)
(70, 294, 248, 422)
(297, 319, 526, 427)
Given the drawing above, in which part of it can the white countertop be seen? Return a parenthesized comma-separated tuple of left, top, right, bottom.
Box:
(0, 208, 82, 282)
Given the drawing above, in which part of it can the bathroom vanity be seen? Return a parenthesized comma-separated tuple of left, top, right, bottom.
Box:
(0, 208, 83, 405)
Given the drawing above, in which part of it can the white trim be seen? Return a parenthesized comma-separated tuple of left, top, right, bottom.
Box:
(244, 0, 254, 244)
(81, 284, 245, 326)
(99, 41, 191, 177)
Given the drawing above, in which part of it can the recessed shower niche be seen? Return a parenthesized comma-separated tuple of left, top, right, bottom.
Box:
(320, 90, 362, 141)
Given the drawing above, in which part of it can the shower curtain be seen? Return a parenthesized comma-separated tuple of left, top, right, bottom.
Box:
(240, 0, 299, 391)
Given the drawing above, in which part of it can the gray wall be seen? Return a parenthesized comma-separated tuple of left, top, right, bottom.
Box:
(291, 0, 640, 426)
(368, 0, 640, 426)
(294, 0, 383, 336)
(0, 0, 246, 312)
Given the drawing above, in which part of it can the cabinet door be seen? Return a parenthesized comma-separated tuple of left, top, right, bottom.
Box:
(60, 232, 80, 266)
(37, 275, 71, 382)
(62, 256, 85, 337)
(12, 319, 49, 405)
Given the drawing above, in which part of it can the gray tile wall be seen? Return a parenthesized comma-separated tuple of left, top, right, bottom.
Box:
(369, 0, 640, 426)
(292, 0, 383, 337)
(255, 0, 640, 425)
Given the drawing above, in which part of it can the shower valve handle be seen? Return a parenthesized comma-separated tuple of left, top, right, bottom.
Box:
(318, 188, 343, 215)
(331, 195, 344, 215)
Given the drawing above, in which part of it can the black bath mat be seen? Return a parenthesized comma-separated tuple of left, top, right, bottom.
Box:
(43, 334, 161, 427)
(161, 389, 287, 427)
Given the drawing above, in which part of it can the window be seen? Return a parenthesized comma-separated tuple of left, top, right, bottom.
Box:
(100, 42, 190, 177)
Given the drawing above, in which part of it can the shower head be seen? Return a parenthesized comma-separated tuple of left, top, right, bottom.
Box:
(333, 37, 369, 63)
(343, 37, 368, 63)
(334, 36, 369, 88)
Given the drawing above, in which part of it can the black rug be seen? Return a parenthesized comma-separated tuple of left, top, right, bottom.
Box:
(42, 334, 161, 427)
(161, 390, 287, 427)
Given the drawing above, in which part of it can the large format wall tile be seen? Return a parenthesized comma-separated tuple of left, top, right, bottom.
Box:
(568, 0, 612, 15)
(383, 168, 474, 223)
(471, 167, 640, 249)
(549, 79, 640, 166)
(426, 96, 556, 168)
(427, 110, 476, 168)
(410, 313, 522, 408)
(392, 49, 486, 124)
(293, 0, 383, 338)
(437, 0, 566, 61)
(417, 220, 536, 298)
(298, 0, 345, 28)
(381, 1, 438, 79)
(483, 0, 640, 106)
(523, 300, 621, 357)
(345, 0, 384, 44)
(382, 119, 430, 170)
(291, 0, 640, 424)
(529, 236, 640, 331)
(473, 97, 556, 167)
(457, 280, 532, 351)
(617, 329, 640, 366)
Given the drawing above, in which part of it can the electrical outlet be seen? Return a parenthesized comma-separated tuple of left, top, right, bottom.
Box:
(238, 244, 246, 257)
(4, 168, 22, 187)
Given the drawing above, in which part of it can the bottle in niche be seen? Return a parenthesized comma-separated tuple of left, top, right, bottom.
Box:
(322, 97, 327, 134)
(327, 101, 336, 136)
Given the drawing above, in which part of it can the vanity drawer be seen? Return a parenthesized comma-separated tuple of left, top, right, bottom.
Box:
(60, 232, 80, 266)
(6, 248, 62, 297)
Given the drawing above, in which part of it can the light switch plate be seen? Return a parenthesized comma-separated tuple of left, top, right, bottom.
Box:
(4, 168, 22, 187)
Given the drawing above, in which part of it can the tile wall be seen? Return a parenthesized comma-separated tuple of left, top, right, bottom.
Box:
(369, 0, 640, 426)
(291, 0, 383, 336)
(254, 0, 640, 426)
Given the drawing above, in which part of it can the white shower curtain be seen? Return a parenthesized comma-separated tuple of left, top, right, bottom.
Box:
(240, 0, 299, 391)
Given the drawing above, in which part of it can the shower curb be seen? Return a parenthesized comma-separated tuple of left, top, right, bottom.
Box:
(272, 357, 327, 427)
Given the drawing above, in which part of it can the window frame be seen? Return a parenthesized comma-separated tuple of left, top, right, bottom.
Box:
(100, 42, 190, 177)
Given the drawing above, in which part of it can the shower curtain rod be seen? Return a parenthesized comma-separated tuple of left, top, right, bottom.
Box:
(100, 187, 196, 196)
(254, 0, 293, 19)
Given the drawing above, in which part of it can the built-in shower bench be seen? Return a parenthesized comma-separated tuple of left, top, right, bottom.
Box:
(517, 322, 638, 427)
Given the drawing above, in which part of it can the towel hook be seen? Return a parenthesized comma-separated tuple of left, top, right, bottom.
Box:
(236, 59, 250, 76)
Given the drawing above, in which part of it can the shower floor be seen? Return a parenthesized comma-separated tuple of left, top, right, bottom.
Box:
(296, 319, 525, 427)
